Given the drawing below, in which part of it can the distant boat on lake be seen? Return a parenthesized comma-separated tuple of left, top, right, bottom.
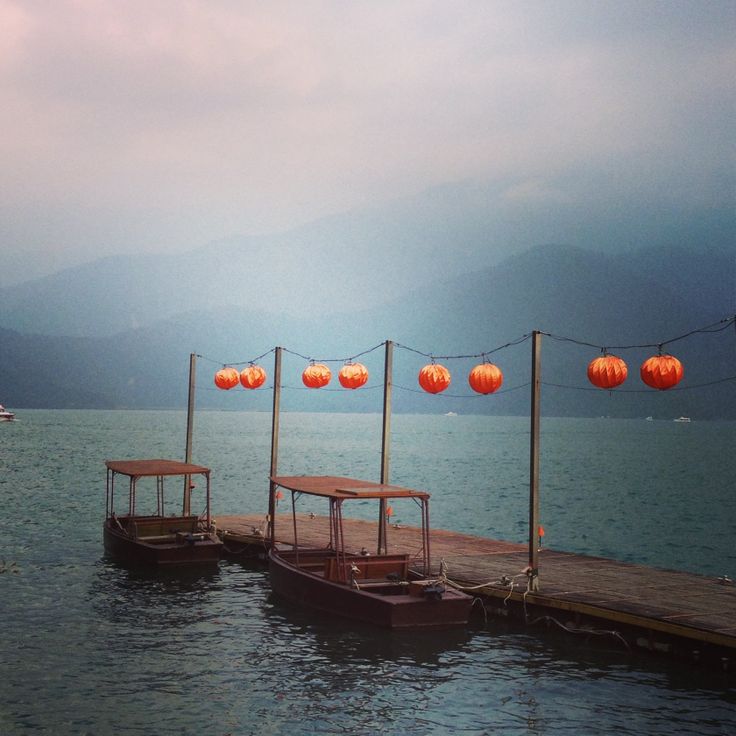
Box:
(0, 404, 16, 422)
(673, 416, 691, 423)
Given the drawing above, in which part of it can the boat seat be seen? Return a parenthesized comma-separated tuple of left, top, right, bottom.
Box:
(122, 515, 200, 538)
(138, 534, 178, 543)
(326, 554, 409, 583)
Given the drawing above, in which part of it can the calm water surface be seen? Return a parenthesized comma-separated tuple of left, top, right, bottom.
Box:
(1, 410, 734, 735)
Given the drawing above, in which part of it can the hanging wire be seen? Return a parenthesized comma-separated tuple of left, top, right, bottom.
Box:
(394, 381, 531, 398)
(394, 333, 532, 361)
(281, 383, 383, 392)
(196, 314, 734, 368)
(197, 383, 273, 392)
(196, 348, 275, 368)
(281, 342, 385, 364)
(542, 374, 736, 394)
(543, 315, 736, 352)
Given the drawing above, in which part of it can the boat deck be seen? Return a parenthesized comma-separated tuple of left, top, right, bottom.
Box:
(216, 511, 736, 669)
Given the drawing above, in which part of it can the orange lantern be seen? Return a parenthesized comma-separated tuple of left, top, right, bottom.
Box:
(338, 362, 369, 389)
(418, 363, 451, 394)
(640, 354, 684, 390)
(214, 367, 239, 390)
(302, 362, 332, 389)
(468, 362, 504, 394)
(240, 364, 267, 389)
(587, 354, 628, 390)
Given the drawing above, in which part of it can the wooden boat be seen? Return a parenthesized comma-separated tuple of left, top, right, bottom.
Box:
(104, 459, 222, 566)
(268, 475, 473, 629)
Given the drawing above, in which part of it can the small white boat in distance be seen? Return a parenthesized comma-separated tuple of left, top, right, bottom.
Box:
(0, 404, 16, 422)
(673, 416, 691, 423)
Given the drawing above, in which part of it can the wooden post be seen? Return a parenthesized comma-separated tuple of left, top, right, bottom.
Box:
(528, 331, 542, 591)
(378, 340, 393, 554)
(183, 352, 196, 516)
(268, 347, 283, 546)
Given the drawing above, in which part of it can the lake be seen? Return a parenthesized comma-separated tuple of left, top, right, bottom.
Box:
(1, 410, 734, 734)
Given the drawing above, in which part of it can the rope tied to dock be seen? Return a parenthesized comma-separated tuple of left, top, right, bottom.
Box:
(436, 557, 528, 603)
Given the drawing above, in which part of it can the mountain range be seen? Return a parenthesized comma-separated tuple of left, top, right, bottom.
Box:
(1, 234, 733, 418)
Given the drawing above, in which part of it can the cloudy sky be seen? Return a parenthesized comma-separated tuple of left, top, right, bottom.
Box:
(1, 0, 733, 284)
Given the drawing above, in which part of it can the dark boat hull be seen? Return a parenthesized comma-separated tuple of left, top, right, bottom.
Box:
(103, 523, 222, 566)
(268, 549, 472, 629)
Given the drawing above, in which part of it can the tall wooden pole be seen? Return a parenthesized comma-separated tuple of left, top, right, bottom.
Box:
(378, 340, 393, 554)
(183, 352, 196, 516)
(380, 340, 393, 484)
(528, 331, 542, 591)
(268, 347, 283, 546)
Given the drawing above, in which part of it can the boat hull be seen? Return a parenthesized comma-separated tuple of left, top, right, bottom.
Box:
(103, 522, 222, 566)
(268, 549, 472, 629)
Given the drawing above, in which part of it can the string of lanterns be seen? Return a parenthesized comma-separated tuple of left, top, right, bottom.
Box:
(208, 315, 736, 396)
(216, 352, 684, 394)
(214, 364, 267, 390)
(587, 352, 684, 391)
(214, 359, 507, 394)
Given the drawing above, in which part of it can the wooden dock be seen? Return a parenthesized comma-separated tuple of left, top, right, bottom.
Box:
(215, 512, 736, 670)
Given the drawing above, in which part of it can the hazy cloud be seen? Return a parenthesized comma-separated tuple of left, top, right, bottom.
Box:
(0, 0, 733, 283)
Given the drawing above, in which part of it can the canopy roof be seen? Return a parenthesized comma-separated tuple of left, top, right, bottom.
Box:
(106, 459, 210, 478)
(271, 475, 429, 500)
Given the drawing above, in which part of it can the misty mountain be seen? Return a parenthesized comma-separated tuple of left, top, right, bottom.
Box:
(1, 243, 734, 418)
(0, 184, 514, 337)
(3, 177, 733, 339)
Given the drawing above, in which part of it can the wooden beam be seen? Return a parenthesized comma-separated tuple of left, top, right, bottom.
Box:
(528, 331, 542, 591)
(268, 347, 282, 546)
(378, 340, 393, 554)
(183, 352, 196, 516)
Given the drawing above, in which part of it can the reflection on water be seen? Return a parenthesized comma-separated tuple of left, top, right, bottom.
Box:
(264, 591, 475, 667)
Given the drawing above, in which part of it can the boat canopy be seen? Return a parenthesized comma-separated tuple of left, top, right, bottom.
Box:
(271, 475, 429, 500)
(106, 459, 210, 478)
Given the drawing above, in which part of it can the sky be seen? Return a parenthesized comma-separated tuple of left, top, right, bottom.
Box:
(1, 0, 734, 285)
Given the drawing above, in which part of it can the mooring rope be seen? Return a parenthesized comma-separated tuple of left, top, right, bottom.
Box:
(437, 557, 528, 599)
(438, 557, 630, 649)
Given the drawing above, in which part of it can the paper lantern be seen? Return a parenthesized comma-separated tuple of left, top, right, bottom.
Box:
(587, 354, 628, 390)
(418, 363, 451, 394)
(338, 362, 369, 389)
(214, 367, 239, 390)
(302, 363, 332, 389)
(468, 362, 504, 394)
(640, 354, 684, 390)
(240, 364, 267, 389)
